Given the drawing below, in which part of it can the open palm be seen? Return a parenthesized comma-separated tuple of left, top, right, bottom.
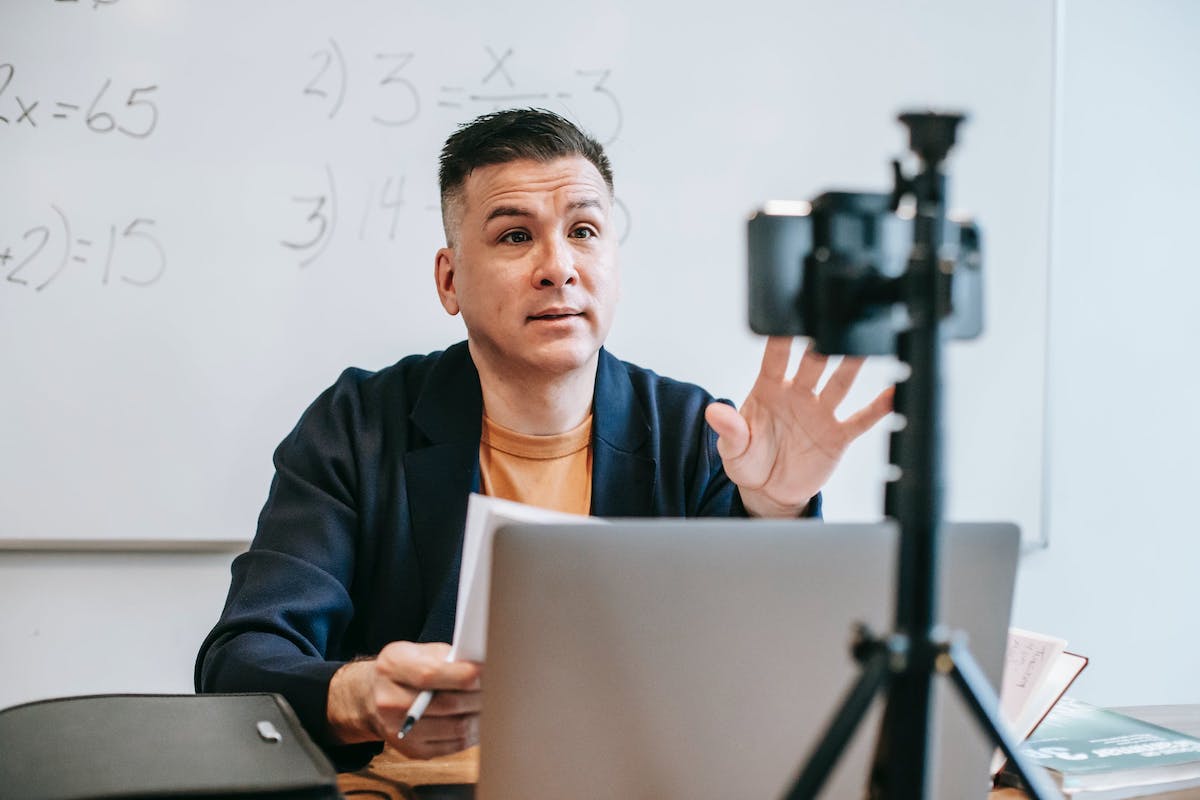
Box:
(704, 337, 894, 518)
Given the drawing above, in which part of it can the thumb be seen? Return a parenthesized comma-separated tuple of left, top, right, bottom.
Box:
(704, 402, 750, 460)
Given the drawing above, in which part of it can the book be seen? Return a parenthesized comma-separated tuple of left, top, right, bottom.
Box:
(991, 628, 1089, 775)
(1000, 628, 1090, 741)
(1001, 697, 1200, 798)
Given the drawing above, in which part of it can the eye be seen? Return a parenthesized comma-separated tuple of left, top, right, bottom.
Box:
(500, 230, 531, 244)
(569, 226, 597, 239)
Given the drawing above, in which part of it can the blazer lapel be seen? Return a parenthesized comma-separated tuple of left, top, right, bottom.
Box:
(404, 344, 659, 641)
(590, 348, 657, 517)
(405, 343, 482, 642)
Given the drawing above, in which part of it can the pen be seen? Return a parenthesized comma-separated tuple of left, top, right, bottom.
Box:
(397, 689, 434, 739)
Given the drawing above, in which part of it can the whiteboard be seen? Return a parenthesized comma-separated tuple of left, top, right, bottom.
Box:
(0, 1, 1054, 544)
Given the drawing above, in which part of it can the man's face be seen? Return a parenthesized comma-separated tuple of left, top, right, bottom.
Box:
(435, 156, 619, 381)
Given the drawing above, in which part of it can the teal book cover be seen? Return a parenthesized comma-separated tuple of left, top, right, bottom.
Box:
(1017, 697, 1200, 797)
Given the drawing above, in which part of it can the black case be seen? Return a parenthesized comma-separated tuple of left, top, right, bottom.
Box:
(0, 693, 340, 799)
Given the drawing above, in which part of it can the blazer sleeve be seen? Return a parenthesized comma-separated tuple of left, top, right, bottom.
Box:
(195, 369, 383, 769)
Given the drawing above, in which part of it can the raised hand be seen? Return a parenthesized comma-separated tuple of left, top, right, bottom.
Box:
(704, 337, 893, 518)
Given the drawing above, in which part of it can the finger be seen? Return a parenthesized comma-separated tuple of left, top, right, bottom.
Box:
(410, 713, 478, 745)
(399, 738, 470, 761)
(757, 337, 792, 383)
(397, 714, 480, 759)
(371, 672, 424, 718)
(841, 385, 895, 440)
(376, 642, 482, 691)
(404, 660, 480, 692)
(379, 640, 452, 665)
(791, 340, 829, 392)
(425, 689, 484, 717)
(819, 356, 866, 410)
(704, 402, 750, 460)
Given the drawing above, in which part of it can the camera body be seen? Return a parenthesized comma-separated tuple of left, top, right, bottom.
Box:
(747, 191, 982, 355)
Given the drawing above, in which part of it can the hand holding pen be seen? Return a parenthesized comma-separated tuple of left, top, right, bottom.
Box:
(398, 641, 476, 739)
(398, 688, 435, 739)
(326, 641, 483, 760)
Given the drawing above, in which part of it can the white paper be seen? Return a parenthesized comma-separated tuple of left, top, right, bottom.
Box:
(448, 494, 602, 663)
(999, 627, 1067, 732)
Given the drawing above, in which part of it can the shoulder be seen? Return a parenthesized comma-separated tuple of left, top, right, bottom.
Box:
(325, 342, 467, 403)
(299, 342, 471, 427)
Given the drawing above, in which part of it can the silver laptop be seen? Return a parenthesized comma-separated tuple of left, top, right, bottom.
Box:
(477, 520, 1019, 799)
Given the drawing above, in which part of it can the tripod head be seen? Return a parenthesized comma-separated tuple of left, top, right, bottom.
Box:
(899, 111, 964, 167)
(890, 111, 965, 212)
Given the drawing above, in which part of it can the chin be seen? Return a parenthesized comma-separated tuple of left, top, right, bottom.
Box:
(526, 340, 602, 376)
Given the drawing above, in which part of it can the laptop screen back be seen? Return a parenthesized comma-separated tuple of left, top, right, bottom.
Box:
(479, 519, 1019, 799)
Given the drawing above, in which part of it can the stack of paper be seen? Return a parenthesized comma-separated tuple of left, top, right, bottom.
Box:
(449, 494, 602, 663)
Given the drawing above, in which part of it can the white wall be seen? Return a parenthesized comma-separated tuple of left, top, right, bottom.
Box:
(1008, 0, 1200, 705)
(0, 550, 236, 707)
(1, 0, 1197, 713)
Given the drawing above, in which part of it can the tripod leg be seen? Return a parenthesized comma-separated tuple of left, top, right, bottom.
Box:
(783, 644, 892, 800)
(944, 640, 1064, 800)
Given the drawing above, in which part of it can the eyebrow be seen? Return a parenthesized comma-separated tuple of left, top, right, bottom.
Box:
(484, 205, 534, 224)
(482, 198, 605, 225)
(567, 198, 604, 213)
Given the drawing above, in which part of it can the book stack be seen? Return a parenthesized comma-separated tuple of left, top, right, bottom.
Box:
(1000, 697, 1200, 798)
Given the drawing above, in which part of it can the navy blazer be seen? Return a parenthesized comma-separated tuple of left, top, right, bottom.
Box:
(195, 341, 819, 766)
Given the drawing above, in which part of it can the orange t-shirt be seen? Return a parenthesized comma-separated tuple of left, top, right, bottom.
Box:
(479, 414, 593, 515)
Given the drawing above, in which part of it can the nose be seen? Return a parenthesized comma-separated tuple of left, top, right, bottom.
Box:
(531, 235, 578, 289)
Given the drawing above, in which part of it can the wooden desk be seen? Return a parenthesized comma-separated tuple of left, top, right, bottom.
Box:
(339, 706, 1200, 799)
(339, 747, 477, 799)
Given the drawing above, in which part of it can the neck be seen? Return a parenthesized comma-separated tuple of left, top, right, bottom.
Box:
(469, 347, 599, 435)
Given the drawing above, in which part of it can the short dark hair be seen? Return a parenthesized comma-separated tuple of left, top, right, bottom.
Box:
(438, 108, 613, 244)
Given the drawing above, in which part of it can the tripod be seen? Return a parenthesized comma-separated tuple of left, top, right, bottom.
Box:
(782, 113, 1062, 800)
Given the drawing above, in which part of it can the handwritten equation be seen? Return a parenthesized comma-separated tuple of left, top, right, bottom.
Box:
(304, 40, 421, 127)
(438, 49, 622, 146)
(6, 37, 628, 279)
(0, 64, 158, 138)
(279, 165, 417, 268)
(285, 44, 629, 267)
(301, 42, 623, 145)
(2, 207, 166, 292)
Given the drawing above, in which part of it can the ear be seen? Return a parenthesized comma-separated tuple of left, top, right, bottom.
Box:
(434, 247, 460, 316)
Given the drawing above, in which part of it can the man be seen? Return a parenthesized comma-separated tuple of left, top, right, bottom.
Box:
(195, 109, 892, 769)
